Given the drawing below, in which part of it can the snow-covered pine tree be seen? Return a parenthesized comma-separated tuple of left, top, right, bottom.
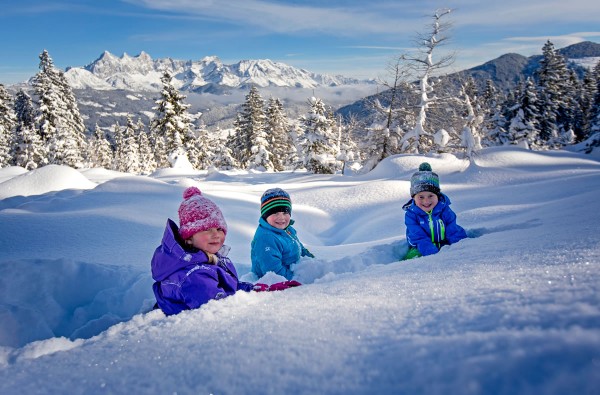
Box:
(265, 97, 294, 171)
(480, 80, 509, 147)
(0, 84, 17, 167)
(187, 122, 212, 170)
(577, 66, 598, 142)
(335, 115, 359, 174)
(151, 70, 194, 168)
(299, 96, 338, 174)
(13, 89, 46, 169)
(212, 140, 238, 170)
(136, 118, 156, 174)
(110, 121, 122, 171)
(589, 61, 600, 139)
(230, 86, 271, 169)
(88, 123, 114, 170)
(33, 50, 87, 168)
(507, 78, 541, 149)
(114, 115, 141, 173)
(536, 41, 572, 148)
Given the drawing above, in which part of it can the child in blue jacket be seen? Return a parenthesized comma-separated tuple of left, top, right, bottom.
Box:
(251, 188, 314, 280)
(402, 163, 467, 260)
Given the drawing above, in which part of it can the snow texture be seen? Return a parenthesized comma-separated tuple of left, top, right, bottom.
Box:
(0, 146, 599, 395)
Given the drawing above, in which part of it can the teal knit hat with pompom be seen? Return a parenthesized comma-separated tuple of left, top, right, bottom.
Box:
(410, 162, 440, 197)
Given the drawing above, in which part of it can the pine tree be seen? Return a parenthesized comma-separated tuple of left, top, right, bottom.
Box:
(590, 61, 600, 138)
(190, 123, 214, 170)
(481, 80, 509, 147)
(0, 84, 17, 167)
(230, 86, 270, 169)
(335, 116, 359, 174)
(151, 70, 194, 167)
(299, 97, 338, 174)
(33, 50, 87, 168)
(536, 41, 572, 147)
(115, 115, 141, 173)
(265, 97, 294, 171)
(577, 66, 598, 142)
(13, 90, 46, 169)
(137, 119, 156, 174)
(507, 78, 541, 148)
(88, 123, 114, 169)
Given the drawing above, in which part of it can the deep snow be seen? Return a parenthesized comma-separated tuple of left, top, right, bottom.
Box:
(0, 146, 599, 395)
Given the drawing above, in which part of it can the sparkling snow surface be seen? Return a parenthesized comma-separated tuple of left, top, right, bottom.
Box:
(0, 147, 599, 395)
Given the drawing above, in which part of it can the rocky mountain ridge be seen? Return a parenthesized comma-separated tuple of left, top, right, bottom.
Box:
(64, 51, 374, 93)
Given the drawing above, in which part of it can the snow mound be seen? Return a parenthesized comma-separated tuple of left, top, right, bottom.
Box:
(0, 165, 96, 199)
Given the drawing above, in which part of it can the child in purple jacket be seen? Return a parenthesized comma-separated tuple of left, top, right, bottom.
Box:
(151, 187, 299, 316)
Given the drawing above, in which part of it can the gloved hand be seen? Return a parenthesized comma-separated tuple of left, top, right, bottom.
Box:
(267, 280, 302, 291)
(303, 248, 315, 258)
(253, 283, 269, 292)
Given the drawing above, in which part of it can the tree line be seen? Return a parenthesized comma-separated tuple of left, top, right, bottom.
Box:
(1, 26, 599, 175)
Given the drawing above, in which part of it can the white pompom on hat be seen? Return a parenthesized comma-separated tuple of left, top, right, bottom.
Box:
(178, 187, 227, 239)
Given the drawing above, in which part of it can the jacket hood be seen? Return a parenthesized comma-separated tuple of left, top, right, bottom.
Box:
(151, 219, 212, 281)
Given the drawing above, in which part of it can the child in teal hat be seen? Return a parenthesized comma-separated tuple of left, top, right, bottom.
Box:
(402, 163, 467, 259)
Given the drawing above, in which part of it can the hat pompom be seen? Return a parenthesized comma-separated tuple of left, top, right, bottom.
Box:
(183, 186, 202, 200)
(419, 162, 432, 172)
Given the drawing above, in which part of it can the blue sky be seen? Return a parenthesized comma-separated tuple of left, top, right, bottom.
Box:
(1, 0, 599, 85)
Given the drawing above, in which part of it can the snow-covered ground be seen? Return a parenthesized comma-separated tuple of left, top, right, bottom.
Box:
(0, 146, 599, 394)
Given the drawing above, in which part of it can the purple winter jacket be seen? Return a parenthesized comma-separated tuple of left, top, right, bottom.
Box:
(151, 219, 254, 316)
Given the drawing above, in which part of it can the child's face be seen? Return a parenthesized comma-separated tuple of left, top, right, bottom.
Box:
(266, 211, 291, 230)
(189, 227, 225, 254)
(414, 191, 439, 212)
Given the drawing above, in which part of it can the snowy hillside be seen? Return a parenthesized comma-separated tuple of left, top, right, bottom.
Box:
(0, 147, 599, 394)
(63, 51, 374, 92)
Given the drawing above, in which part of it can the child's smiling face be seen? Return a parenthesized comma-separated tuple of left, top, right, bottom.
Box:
(266, 210, 291, 230)
(414, 191, 439, 213)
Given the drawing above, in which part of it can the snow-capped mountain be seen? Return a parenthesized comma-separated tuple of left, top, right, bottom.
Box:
(64, 51, 373, 92)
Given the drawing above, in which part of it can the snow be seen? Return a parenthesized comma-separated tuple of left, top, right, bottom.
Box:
(0, 146, 599, 395)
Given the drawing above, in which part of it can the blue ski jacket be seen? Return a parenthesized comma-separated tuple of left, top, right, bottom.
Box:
(251, 217, 311, 280)
(151, 219, 254, 316)
(403, 193, 467, 256)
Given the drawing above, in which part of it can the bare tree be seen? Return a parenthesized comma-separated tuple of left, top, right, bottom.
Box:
(400, 8, 455, 154)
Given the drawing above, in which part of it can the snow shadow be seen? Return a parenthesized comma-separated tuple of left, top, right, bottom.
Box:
(466, 218, 543, 238)
(293, 240, 408, 284)
(0, 259, 153, 349)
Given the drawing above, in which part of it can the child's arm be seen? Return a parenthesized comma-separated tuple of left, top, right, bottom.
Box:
(442, 207, 468, 244)
(405, 211, 439, 256)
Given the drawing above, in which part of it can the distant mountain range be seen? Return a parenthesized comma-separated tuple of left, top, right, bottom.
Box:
(64, 51, 374, 93)
(9, 41, 600, 133)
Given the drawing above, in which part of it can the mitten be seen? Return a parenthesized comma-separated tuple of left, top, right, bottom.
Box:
(303, 248, 315, 258)
(253, 283, 269, 292)
(268, 280, 302, 291)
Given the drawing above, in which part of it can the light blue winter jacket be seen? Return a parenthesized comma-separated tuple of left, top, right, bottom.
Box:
(251, 217, 311, 280)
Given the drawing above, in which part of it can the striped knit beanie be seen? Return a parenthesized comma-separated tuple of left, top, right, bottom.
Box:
(410, 162, 441, 197)
(178, 187, 227, 239)
(260, 188, 292, 219)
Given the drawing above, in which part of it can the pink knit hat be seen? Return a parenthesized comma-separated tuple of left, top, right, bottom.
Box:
(178, 187, 227, 239)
